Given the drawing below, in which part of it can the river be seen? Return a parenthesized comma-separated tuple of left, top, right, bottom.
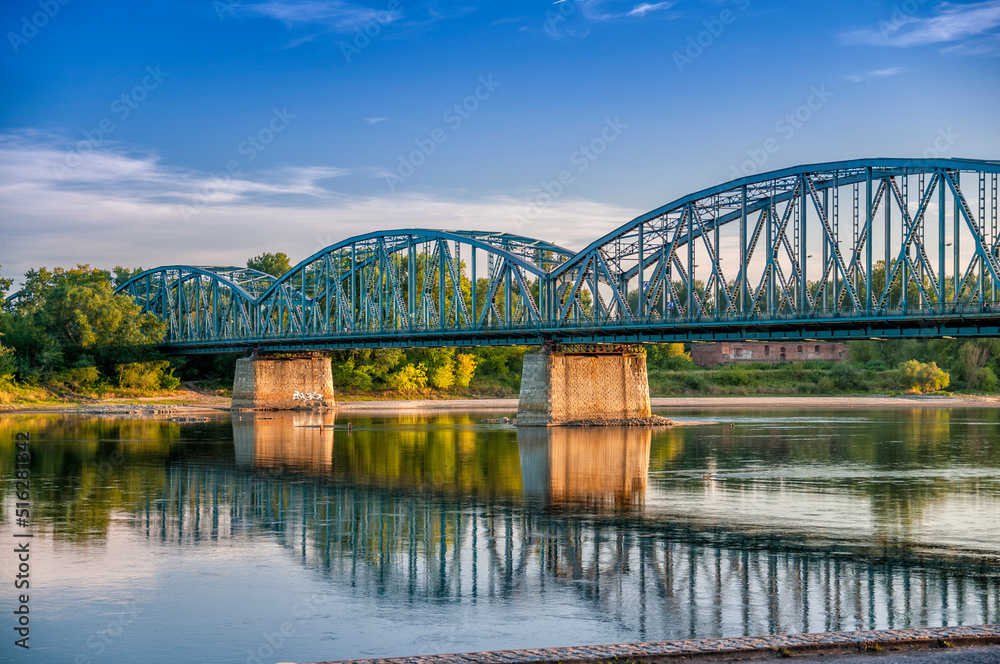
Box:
(1, 407, 998, 663)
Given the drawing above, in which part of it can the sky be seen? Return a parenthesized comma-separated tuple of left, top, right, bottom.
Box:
(1, 0, 999, 287)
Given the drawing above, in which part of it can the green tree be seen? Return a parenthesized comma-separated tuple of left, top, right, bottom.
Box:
(247, 252, 292, 277)
(0, 264, 12, 298)
(111, 266, 144, 289)
(0, 265, 170, 389)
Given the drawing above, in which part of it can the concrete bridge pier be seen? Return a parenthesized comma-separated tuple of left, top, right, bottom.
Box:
(231, 353, 334, 410)
(516, 346, 651, 426)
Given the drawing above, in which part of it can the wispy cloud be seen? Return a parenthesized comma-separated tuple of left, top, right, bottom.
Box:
(841, 0, 1000, 54)
(365, 117, 387, 124)
(239, 0, 399, 31)
(582, 0, 678, 21)
(842, 66, 905, 83)
(627, 2, 677, 18)
(0, 132, 636, 286)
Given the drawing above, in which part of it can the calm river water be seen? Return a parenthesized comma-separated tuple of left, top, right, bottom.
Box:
(1, 407, 999, 663)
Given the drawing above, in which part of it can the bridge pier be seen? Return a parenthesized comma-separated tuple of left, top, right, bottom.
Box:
(231, 353, 334, 411)
(516, 347, 651, 426)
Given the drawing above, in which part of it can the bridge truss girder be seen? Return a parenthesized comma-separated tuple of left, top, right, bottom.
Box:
(105, 159, 1000, 351)
(116, 266, 265, 343)
(547, 158, 1000, 330)
(255, 229, 573, 340)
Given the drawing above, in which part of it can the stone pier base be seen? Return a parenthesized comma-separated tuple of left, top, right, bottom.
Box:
(231, 355, 335, 410)
(516, 350, 651, 426)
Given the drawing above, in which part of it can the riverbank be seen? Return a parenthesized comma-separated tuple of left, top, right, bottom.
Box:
(3, 391, 1000, 416)
(304, 625, 1000, 664)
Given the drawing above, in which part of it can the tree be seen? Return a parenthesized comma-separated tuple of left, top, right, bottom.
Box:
(0, 264, 12, 298)
(247, 252, 292, 277)
(898, 360, 949, 394)
(1, 265, 169, 389)
(112, 266, 144, 289)
(454, 353, 476, 387)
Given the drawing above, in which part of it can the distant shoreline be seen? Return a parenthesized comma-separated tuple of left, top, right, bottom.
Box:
(3, 392, 999, 416)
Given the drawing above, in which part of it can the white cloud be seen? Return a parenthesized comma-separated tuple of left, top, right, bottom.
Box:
(842, 66, 905, 83)
(365, 117, 387, 124)
(0, 133, 638, 287)
(841, 0, 1000, 53)
(627, 2, 677, 18)
(239, 0, 398, 31)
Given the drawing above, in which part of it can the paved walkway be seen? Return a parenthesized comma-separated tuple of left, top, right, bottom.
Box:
(305, 625, 1000, 664)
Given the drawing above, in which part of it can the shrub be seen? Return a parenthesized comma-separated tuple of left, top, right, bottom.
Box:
(454, 353, 476, 388)
(976, 366, 999, 392)
(830, 363, 864, 391)
(898, 359, 950, 394)
(387, 363, 427, 393)
(716, 365, 751, 386)
(683, 373, 708, 392)
(0, 344, 15, 380)
(116, 360, 179, 392)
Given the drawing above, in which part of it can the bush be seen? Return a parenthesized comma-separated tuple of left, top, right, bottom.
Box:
(387, 363, 427, 393)
(0, 344, 15, 380)
(976, 366, 999, 392)
(715, 365, 751, 386)
(454, 353, 476, 388)
(116, 361, 179, 392)
(647, 343, 694, 370)
(61, 365, 101, 391)
(683, 373, 708, 392)
(814, 377, 836, 394)
(898, 359, 949, 394)
(830, 363, 864, 391)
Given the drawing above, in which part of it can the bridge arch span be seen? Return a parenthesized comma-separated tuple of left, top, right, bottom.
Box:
(256, 229, 574, 339)
(547, 158, 1000, 326)
(115, 266, 268, 343)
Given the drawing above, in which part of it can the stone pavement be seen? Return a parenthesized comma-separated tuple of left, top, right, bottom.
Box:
(304, 625, 1000, 664)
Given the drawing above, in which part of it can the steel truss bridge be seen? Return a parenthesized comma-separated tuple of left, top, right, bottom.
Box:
(23, 157, 1000, 352)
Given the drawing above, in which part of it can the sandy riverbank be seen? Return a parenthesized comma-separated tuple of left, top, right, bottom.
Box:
(3, 390, 1000, 416)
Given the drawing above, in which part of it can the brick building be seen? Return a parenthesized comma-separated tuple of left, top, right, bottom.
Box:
(691, 341, 849, 367)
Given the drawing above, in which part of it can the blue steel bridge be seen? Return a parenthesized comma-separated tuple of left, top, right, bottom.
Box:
(99, 158, 1000, 352)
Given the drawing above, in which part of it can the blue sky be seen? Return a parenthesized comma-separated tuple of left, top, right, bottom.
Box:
(1, 0, 999, 284)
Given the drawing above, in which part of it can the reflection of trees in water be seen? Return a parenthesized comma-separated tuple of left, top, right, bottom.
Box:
(0, 414, 185, 541)
(646, 409, 1000, 549)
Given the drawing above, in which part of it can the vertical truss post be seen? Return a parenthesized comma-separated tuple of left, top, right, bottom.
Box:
(866, 167, 873, 315)
(822, 186, 829, 312)
(439, 241, 446, 330)
(714, 196, 721, 316)
(990, 173, 998, 302)
(638, 223, 645, 320)
(408, 237, 415, 328)
(351, 244, 357, 332)
(980, 173, 987, 303)
(766, 198, 774, 314)
(953, 171, 960, 305)
(688, 208, 695, 316)
(740, 184, 748, 316)
(470, 246, 476, 329)
(800, 177, 807, 313)
(505, 265, 512, 325)
(900, 182, 911, 313)
(938, 173, 946, 307)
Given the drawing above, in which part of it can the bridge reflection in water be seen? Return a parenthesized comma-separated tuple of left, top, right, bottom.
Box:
(134, 414, 1000, 642)
(518, 427, 650, 508)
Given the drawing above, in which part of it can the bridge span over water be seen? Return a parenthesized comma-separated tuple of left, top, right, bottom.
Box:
(104, 158, 1000, 353)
